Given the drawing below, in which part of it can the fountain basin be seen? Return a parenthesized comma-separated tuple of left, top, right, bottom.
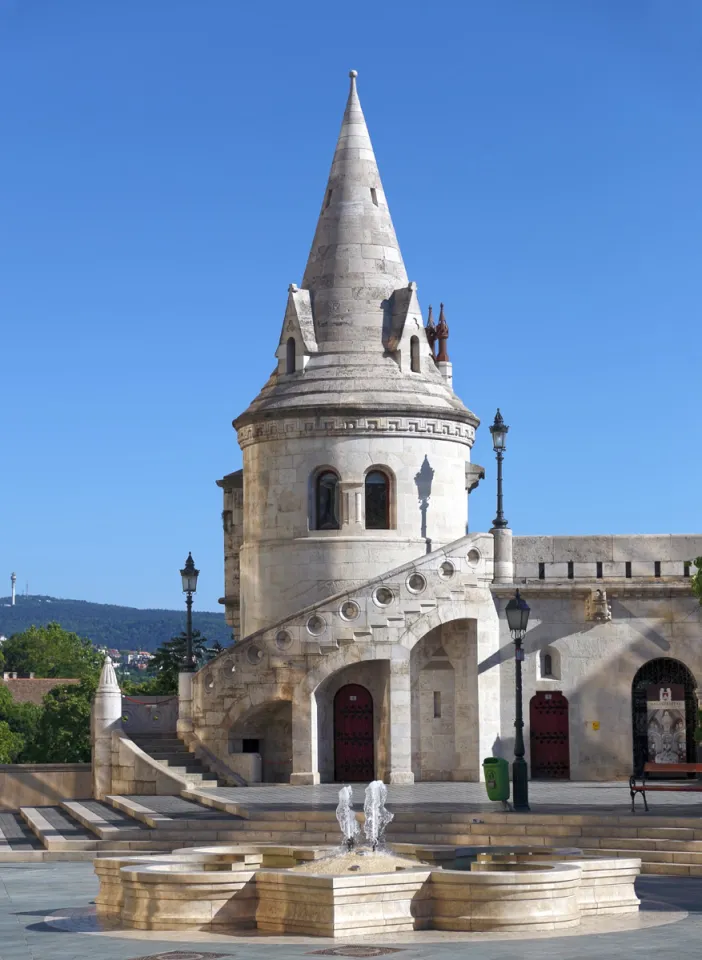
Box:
(119, 861, 257, 931)
(255, 866, 433, 938)
(94, 855, 207, 917)
(475, 853, 641, 916)
(431, 863, 582, 932)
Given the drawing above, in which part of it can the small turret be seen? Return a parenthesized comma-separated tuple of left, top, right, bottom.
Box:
(425, 305, 437, 356)
(436, 303, 449, 362)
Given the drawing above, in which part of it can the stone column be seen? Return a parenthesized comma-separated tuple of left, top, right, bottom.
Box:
(91, 656, 122, 801)
(492, 526, 514, 584)
(387, 660, 414, 784)
(177, 671, 193, 737)
(290, 691, 320, 784)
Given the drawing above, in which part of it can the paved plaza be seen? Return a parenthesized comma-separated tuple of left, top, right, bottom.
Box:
(197, 780, 702, 816)
(0, 861, 701, 960)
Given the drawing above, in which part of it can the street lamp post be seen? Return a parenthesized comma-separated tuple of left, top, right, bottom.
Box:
(489, 409, 509, 528)
(505, 589, 531, 811)
(180, 552, 200, 671)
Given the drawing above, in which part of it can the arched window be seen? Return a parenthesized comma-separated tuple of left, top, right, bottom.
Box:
(315, 471, 339, 530)
(543, 653, 553, 677)
(410, 336, 420, 373)
(365, 470, 390, 530)
(286, 337, 296, 374)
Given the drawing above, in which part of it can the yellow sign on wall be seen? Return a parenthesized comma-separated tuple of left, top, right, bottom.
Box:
(592, 721, 600, 731)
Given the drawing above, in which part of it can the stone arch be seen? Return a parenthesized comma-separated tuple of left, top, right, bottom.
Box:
(313, 659, 390, 782)
(227, 696, 293, 784)
(410, 618, 478, 781)
(631, 657, 698, 775)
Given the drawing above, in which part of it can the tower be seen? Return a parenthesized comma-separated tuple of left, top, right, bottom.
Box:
(10, 572, 16, 606)
(229, 72, 480, 636)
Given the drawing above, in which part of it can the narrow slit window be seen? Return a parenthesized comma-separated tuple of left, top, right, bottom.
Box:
(433, 691, 441, 718)
(654, 561, 661, 578)
(370, 187, 378, 206)
(625, 561, 632, 578)
(567, 561, 574, 580)
(325, 189, 332, 209)
(538, 562, 545, 580)
(286, 337, 296, 374)
(596, 561, 603, 579)
(543, 653, 553, 677)
(410, 335, 420, 372)
(684, 561, 691, 578)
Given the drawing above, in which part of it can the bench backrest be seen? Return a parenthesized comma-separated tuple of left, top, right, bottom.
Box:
(643, 762, 702, 774)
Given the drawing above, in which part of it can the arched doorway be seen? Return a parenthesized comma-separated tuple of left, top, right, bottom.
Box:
(530, 692, 570, 780)
(631, 658, 697, 775)
(334, 684, 374, 782)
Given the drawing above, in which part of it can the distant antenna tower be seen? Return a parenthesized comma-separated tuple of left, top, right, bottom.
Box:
(10, 572, 16, 606)
(25, 582, 28, 598)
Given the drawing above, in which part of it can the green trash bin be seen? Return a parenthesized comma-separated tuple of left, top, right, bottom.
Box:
(483, 757, 510, 803)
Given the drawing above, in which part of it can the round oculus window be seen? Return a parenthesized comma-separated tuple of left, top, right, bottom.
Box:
(374, 587, 393, 607)
(340, 600, 360, 621)
(439, 560, 456, 580)
(306, 615, 326, 636)
(275, 630, 293, 650)
(246, 645, 264, 664)
(467, 548, 481, 566)
(407, 573, 427, 594)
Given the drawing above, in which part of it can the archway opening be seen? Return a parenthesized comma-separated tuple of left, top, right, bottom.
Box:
(334, 684, 374, 782)
(530, 691, 570, 779)
(632, 657, 697, 775)
(410, 619, 478, 781)
(228, 700, 292, 783)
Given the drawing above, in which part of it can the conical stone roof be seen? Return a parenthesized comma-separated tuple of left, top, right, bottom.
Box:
(236, 72, 477, 428)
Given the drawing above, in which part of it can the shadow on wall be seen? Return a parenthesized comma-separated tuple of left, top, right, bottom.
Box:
(414, 455, 435, 552)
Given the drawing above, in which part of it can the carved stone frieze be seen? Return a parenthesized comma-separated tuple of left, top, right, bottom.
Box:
(236, 415, 475, 449)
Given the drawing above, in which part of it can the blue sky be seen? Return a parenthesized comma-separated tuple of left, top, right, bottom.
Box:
(1, 1, 700, 612)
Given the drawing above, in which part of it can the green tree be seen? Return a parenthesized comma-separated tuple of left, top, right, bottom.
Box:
(1, 623, 101, 679)
(0, 685, 42, 762)
(0, 720, 25, 763)
(691, 558, 702, 605)
(31, 677, 97, 763)
(144, 630, 212, 695)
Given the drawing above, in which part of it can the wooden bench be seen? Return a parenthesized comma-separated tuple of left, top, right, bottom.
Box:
(629, 762, 702, 812)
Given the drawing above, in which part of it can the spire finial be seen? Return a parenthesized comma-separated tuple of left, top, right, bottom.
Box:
(436, 303, 449, 363)
(349, 69, 358, 79)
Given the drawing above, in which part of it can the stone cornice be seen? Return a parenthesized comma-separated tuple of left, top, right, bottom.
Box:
(235, 411, 476, 449)
(491, 580, 695, 600)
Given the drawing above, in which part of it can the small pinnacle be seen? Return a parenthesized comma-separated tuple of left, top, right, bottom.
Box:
(349, 69, 358, 78)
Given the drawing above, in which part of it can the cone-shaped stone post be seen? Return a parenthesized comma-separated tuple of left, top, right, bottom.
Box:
(91, 656, 122, 800)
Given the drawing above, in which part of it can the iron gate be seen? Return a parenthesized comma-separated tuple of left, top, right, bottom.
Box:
(631, 657, 697, 775)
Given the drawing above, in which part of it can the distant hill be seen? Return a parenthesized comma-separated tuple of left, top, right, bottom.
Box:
(0, 595, 232, 652)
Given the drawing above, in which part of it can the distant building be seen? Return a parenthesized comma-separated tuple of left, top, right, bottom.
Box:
(1, 675, 81, 705)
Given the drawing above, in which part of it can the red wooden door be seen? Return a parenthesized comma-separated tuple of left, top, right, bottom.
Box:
(334, 684, 374, 782)
(530, 692, 570, 779)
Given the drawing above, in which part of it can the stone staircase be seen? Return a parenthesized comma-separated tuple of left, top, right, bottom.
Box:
(130, 734, 223, 788)
(3, 784, 702, 874)
(8, 793, 246, 860)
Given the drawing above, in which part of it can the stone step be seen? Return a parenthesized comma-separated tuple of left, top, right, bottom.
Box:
(0, 812, 45, 852)
(61, 799, 151, 841)
(20, 806, 98, 851)
(105, 794, 244, 831)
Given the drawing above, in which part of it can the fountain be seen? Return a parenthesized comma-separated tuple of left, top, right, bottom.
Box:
(92, 779, 642, 938)
(363, 779, 394, 851)
(335, 784, 359, 850)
